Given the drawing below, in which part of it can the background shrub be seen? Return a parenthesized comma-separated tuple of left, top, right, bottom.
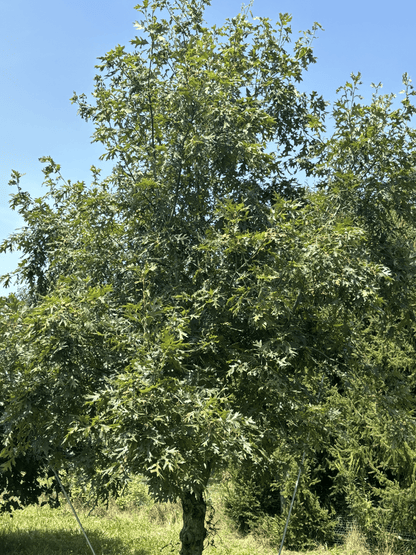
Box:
(114, 475, 152, 511)
(222, 451, 336, 550)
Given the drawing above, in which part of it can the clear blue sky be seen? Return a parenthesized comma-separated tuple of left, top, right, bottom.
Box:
(1, 0, 415, 296)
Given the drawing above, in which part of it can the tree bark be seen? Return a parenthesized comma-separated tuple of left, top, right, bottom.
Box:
(179, 489, 207, 555)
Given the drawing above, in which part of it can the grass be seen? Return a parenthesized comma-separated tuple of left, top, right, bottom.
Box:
(0, 479, 413, 555)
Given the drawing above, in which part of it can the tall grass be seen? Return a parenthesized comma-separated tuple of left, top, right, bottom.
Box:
(0, 477, 413, 555)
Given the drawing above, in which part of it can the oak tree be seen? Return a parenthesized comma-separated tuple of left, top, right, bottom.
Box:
(1, 2, 412, 553)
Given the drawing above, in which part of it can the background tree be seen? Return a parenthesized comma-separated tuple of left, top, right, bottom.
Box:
(311, 72, 416, 539)
(218, 72, 416, 548)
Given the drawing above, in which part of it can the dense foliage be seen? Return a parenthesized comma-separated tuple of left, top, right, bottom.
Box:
(223, 73, 416, 547)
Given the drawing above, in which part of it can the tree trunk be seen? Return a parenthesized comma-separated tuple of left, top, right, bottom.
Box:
(179, 489, 207, 555)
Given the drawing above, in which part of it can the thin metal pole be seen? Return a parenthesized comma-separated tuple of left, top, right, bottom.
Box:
(277, 450, 306, 555)
(277, 372, 326, 555)
(51, 467, 97, 555)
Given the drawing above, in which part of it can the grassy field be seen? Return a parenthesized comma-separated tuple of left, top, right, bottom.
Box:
(0, 479, 411, 555)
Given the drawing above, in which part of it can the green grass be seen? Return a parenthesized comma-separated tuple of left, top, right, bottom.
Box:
(0, 480, 412, 555)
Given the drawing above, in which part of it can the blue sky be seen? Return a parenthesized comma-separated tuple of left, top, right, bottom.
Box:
(1, 0, 415, 296)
